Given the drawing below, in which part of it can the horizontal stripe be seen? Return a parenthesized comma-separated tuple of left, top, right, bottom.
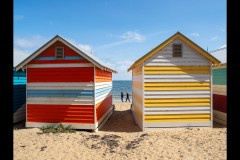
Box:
(96, 95, 112, 121)
(27, 82, 94, 87)
(144, 106, 211, 111)
(144, 86, 210, 91)
(144, 94, 210, 98)
(213, 94, 227, 113)
(145, 103, 210, 107)
(213, 110, 226, 121)
(144, 66, 210, 71)
(145, 98, 210, 103)
(132, 86, 143, 97)
(27, 86, 94, 90)
(27, 67, 94, 82)
(95, 82, 112, 90)
(144, 82, 210, 87)
(144, 114, 211, 122)
(213, 85, 226, 96)
(26, 122, 96, 129)
(145, 111, 210, 115)
(27, 104, 94, 124)
(34, 56, 85, 60)
(144, 122, 211, 128)
(132, 91, 143, 105)
(145, 70, 210, 74)
(30, 59, 90, 64)
(28, 63, 93, 68)
(144, 74, 210, 82)
(27, 90, 94, 97)
(132, 103, 142, 120)
(145, 62, 211, 66)
(144, 90, 210, 95)
(95, 92, 112, 104)
(95, 81, 112, 86)
(27, 97, 94, 105)
(132, 96, 143, 112)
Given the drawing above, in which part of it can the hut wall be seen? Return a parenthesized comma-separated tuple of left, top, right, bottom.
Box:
(212, 65, 227, 125)
(26, 41, 96, 129)
(132, 65, 144, 129)
(95, 68, 113, 125)
(143, 38, 212, 129)
(13, 70, 26, 123)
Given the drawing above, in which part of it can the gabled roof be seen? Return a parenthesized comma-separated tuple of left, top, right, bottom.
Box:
(128, 32, 221, 71)
(15, 35, 117, 73)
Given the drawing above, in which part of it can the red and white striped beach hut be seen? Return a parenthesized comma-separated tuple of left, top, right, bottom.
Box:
(15, 35, 116, 130)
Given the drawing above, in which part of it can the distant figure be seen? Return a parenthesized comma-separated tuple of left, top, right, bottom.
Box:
(125, 92, 130, 102)
(121, 92, 124, 102)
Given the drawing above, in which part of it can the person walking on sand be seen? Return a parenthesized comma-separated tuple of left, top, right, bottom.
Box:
(125, 92, 130, 102)
(121, 92, 124, 102)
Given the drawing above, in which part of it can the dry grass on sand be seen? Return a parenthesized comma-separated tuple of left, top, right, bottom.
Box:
(14, 102, 226, 160)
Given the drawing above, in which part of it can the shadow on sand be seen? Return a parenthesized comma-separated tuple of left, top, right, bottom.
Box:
(99, 109, 142, 133)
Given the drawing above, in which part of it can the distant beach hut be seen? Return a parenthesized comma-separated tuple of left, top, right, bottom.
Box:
(15, 35, 116, 130)
(210, 47, 227, 125)
(128, 32, 220, 130)
(13, 67, 26, 123)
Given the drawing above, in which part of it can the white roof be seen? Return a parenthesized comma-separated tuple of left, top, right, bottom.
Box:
(15, 35, 116, 73)
(209, 47, 227, 64)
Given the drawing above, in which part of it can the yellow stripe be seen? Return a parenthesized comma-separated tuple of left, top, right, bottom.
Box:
(133, 81, 142, 89)
(132, 92, 143, 104)
(133, 104, 142, 120)
(145, 119, 210, 122)
(144, 82, 210, 87)
(144, 98, 210, 103)
(144, 70, 210, 74)
(144, 66, 210, 71)
(144, 86, 210, 90)
(145, 114, 210, 119)
(144, 102, 210, 107)
(144, 114, 211, 122)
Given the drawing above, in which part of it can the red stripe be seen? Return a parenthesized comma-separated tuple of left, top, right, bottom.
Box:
(95, 68, 112, 82)
(29, 60, 90, 64)
(213, 94, 227, 113)
(96, 95, 112, 122)
(27, 67, 94, 82)
(27, 104, 94, 124)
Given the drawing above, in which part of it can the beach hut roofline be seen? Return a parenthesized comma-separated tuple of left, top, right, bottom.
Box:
(127, 31, 221, 71)
(15, 35, 117, 73)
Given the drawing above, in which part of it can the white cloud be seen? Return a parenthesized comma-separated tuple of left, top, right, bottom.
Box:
(65, 38, 92, 54)
(190, 33, 200, 37)
(211, 36, 218, 41)
(14, 36, 48, 51)
(96, 31, 145, 51)
(14, 15, 24, 21)
(120, 31, 145, 42)
(220, 44, 226, 49)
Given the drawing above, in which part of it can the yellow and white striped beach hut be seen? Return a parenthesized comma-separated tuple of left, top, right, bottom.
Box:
(128, 32, 221, 130)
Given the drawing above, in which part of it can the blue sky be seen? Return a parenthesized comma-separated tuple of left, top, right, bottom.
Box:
(14, 0, 226, 80)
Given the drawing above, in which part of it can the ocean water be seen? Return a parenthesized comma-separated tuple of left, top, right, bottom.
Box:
(112, 80, 132, 102)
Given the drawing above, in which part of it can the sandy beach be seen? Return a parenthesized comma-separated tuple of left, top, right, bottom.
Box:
(14, 102, 226, 160)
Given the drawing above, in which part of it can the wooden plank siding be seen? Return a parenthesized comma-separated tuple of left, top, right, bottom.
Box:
(131, 65, 143, 129)
(13, 70, 26, 123)
(212, 65, 227, 125)
(143, 38, 212, 129)
(26, 41, 96, 129)
(94, 69, 113, 124)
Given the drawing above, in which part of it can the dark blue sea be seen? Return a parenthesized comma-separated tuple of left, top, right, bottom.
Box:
(112, 80, 132, 102)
